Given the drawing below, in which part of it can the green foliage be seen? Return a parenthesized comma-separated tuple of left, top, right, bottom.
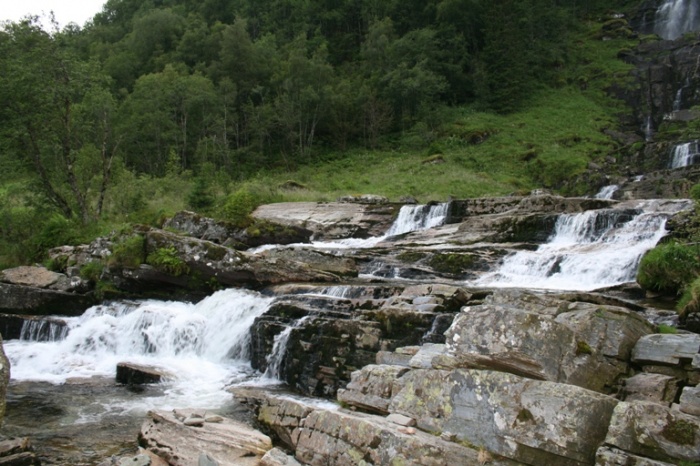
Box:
(220, 189, 258, 228)
(147, 246, 190, 276)
(108, 235, 146, 268)
(657, 323, 678, 334)
(428, 253, 475, 274)
(80, 261, 105, 283)
(575, 341, 593, 356)
(637, 243, 700, 295)
(397, 251, 427, 263)
(187, 177, 215, 212)
(690, 184, 700, 202)
(677, 276, 700, 320)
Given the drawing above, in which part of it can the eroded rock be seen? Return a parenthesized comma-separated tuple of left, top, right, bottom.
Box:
(139, 409, 272, 466)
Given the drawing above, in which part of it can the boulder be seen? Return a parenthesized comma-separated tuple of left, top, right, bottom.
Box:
(252, 202, 399, 240)
(388, 369, 619, 466)
(0, 282, 95, 316)
(604, 401, 700, 464)
(116, 363, 171, 385)
(0, 438, 39, 466)
(234, 388, 520, 466)
(258, 248, 357, 277)
(679, 385, 700, 416)
(631, 334, 700, 366)
(622, 373, 679, 405)
(444, 291, 653, 393)
(336, 364, 410, 414)
(163, 211, 313, 250)
(139, 409, 272, 466)
(260, 448, 302, 466)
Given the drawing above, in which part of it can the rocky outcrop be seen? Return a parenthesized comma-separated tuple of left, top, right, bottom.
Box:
(252, 201, 400, 240)
(116, 363, 171, 385)
(233, 388, 521, 466)
(440, 290, 653, 393)
(163, 210, 313, 250)
(0, 282, 96, 316)
(138, 409, 273, 466)
(0, 438, 40, 465)
(250, 284, 470, 397)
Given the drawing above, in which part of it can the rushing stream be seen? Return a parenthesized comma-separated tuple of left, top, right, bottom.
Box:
(2, 197, 693, 463)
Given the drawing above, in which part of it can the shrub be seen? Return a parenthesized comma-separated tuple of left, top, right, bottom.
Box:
(690, 183, 700, 202)
(108, 235, 146, 268)
(220, 189, 258, 228)
(637, 242, 700, 295)
(80, 261, 104, 282)
(677, 276, 700, 320)
(147, 246, 189, 276)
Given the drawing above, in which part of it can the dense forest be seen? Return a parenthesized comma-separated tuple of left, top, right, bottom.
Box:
(0, 0, 638, 266)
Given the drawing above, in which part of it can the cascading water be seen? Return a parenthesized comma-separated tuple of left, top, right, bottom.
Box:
(475, 200, 691, 291)
(385, 203, 450, 237)
(654, 0, 700, 40)
(669, 141, 700, 168)
(19, 319, 68, 342)
(594, 185, 619, 200)
(262, 315, 313, 381)
(5, 288, 274, 416)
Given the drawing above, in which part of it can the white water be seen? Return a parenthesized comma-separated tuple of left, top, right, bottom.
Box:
(669, 141, 700, 168)
(262, 315, 313, 381)
(654, 0, 700, 40)
(594, 185, 618, 200)
(475, 200, 689, 291)
(5, 289, 274, 416)
(385, 203, 449, 237)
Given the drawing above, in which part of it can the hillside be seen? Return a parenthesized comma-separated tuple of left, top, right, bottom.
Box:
(0, 0, 696, 268)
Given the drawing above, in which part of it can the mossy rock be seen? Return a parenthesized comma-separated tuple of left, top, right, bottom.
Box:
(428, 253, 476, 275)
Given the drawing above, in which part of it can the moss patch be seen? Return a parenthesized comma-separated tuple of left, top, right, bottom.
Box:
(428, 253, 475, 274)
(661, 419, 697, 446)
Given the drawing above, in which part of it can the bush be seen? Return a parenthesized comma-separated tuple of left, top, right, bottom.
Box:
(220, 189, 258, 228)
(690, 183, 700, 202)
(108, 235, 146, 268)
(677, 276, 700, 320)
(637, 242, 700, 295)
(147, 246, 189, 276)
(80, 261, 104, 282)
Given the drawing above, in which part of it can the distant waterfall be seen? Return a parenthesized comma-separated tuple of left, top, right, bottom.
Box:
(475, 200, 691, 291)
(594, 185, 619, 200)
(654, 0, 700, 40)
(669, 141, 700, 168)
(385, 203, 450, 236)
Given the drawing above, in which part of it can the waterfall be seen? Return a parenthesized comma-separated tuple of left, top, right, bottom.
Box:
(669, 141, 700, 168)
(654, 0, 700, 40)
(262, 316, 312, 381)
(644, 115, 654, 142)
(594, 185, 619, 200)
(385, 203, 450, 237)
(20, 319, 68, 342)
(5, 289, 274, 411)
(475, 200, 690, 291)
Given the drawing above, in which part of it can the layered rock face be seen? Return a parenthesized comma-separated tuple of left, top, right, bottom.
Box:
(239, 290, 700, 466)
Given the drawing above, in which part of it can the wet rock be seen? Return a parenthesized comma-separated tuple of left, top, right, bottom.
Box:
(198, 453, 218, 466)
(0, 438, 39, 466)
(118, 454, 151, 466)
(139, 409, 272, 466)
(389, 369, 618, 466)
(259, 248, 357, 277)
(0, 335, 10, 421)
(0, 282, 96, 316)
(116, 363, 171, 385)
(605, 401, 700, 464)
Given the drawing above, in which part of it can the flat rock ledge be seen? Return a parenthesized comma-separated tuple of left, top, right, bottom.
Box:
(139, 409, 272, 466)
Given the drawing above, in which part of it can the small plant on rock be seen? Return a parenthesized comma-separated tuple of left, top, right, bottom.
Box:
(147, 246, 190, 276)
